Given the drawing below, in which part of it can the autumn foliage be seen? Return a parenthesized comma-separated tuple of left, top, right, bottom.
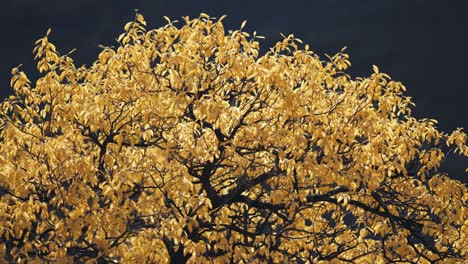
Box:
(1, 13, 467, 263)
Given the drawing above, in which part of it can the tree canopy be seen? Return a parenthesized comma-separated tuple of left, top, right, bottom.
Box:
(1, 13, 467, 263)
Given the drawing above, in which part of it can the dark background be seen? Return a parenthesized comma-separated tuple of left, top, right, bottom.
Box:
(1, 0, 466, 182)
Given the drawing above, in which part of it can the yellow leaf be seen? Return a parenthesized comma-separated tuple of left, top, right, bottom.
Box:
(372, 65, 379, 74)
(240, 20, 247, 30)
(136, 13, 146, 26)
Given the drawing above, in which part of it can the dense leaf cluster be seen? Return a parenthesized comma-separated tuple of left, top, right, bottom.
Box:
(0, 13, 467, 263)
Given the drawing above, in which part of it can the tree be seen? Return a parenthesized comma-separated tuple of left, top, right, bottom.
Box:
(0, 13, 467, 263)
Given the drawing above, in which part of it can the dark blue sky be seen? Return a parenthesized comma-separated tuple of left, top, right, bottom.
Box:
(1, 0, 467, 181)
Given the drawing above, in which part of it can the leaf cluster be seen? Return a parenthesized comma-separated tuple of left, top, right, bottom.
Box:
(0, 13, 467, 263)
